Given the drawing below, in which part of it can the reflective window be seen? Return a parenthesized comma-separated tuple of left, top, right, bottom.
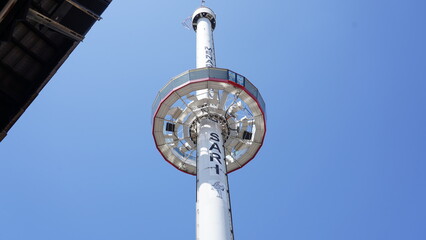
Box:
(236, 74, 245, 86)
(228, 71, 236, 82)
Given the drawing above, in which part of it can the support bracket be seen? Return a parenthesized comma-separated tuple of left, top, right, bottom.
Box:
(26, 8, 84, 42)
(65, 0, 102, 21)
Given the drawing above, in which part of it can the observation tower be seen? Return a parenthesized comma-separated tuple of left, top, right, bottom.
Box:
(152, 5, 266, 240)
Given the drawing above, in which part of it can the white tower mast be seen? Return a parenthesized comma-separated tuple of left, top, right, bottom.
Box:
(152, 5, 266, 240)
(193, 7, 216, 68)
(192, 7, 231, 240)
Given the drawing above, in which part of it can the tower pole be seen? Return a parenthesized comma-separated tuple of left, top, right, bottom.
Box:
(193, 7, 216, 68)
(193, 7, 232, 240)
(196, 118, 232, 240)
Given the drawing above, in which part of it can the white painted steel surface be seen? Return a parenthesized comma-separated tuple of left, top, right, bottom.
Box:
(196, 118, 233, 240)
(193, 9, 216, 68)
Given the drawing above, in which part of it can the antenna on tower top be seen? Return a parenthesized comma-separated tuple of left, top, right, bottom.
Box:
(181, 15, 192, 30)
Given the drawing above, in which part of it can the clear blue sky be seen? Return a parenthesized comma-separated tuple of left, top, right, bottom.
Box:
(1, 0, 425, 239)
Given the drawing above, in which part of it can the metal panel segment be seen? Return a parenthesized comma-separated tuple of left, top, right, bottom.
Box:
(26, 8, 84, 42)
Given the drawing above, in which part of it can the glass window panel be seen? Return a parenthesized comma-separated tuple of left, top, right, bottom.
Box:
(158, 88, 168, 103)
(209, 68, 228, 79)
(189, 69, 208, 80)
(257, 93, 266, 118)
(244, 79, 258, 98)
(228, 71, 236, 82)
(152, 93, 161, 117)
(173, 72, 190, 87)
(236, 74, 245, 86)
